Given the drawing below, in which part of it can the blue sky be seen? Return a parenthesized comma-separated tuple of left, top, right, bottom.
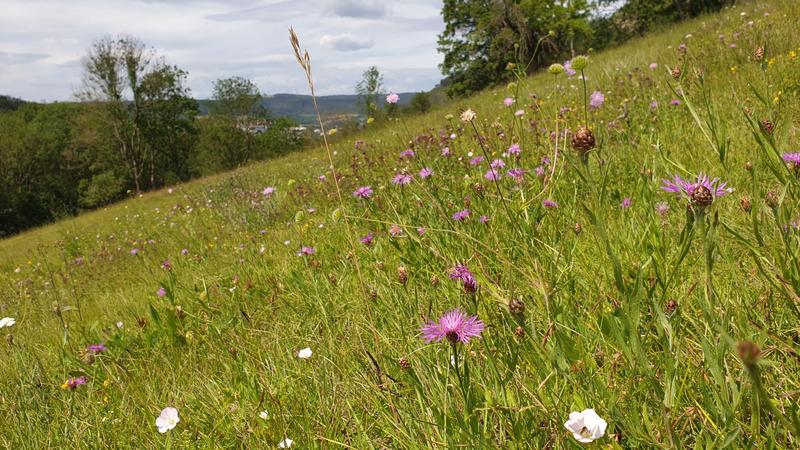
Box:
(0, 0, 444, 101)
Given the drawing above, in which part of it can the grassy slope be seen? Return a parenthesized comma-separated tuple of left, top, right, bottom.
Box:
(1, 1, 799, 447)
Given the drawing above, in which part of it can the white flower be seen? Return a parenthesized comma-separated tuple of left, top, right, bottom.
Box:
(564, 408, 607, 443)
(297, 347, 312, 359)
(258, 410, 269, 420)
(116, 321, 124, 329)
(460, 109, 476, 122)
(156, 407, 180, 434)
(0, 317, 15, 328)
(278, 438, 294, 448)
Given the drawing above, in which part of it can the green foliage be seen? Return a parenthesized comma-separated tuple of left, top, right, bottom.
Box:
(406, 91, 433, 114)
(355, 66, 385, 118)
(211, 76, 264, 118)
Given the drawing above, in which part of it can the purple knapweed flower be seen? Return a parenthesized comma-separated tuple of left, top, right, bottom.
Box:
(156, 287, 167, 298)
(503, 97, 514, 106)
(543, 199, 559, 209)
(130, 248, 140, 256)
(507, 168, 526, 182)
(87, 344, 107, 353)
(514, 109, 525, 117)
(353, 186, 373, 199)
(490, 159, 506, 169)
(161, 260, 172, 271)
(649, 62, 658, 70)
(416, 227, 427, 236)
(590, 91, 605, 109)
(507, 144, 521, 156)
(354, 140, 365, 150)
(421, 309, 485, 344)
(392, 173, 413, 185)
(484, 169, 501, 181)
(479, 215, 490, 224)
(449, 265, 477, 293)
(441, 147, 451, 157)
(262, 187, 276, 196)
(452, 209, 471, 221)
(661, 173, 732, 203)
(360, 233, 374, 246)
(655, 201, 670, 218)
(620, 198, 632, 209)
(180, 248, 189, 255)
(670, 99, 682, 106)
(782, 152, 800, 166)
(650, 100, 658, 109)
(62, 376, 87, 390)
(389, 225, 403, 237)
(535, 166, 546, 178)
(469, 156, 484, 166)
(419, 167, 433, 179)
(298, 246, 316, 256)
(400, 149, 415, 158)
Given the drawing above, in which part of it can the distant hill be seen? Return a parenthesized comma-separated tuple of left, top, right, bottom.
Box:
(198, 92, 416, 124)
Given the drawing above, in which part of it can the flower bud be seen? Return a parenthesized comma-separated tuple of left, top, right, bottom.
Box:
(736, 341, 761, 367)
(508, 298, 525, 316)
(548, 63, 565, 75)
(571, 55, 588, 71)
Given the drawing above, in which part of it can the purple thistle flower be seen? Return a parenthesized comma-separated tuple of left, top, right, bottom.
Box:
(416, 227, 427, 236)
(400, 149, 415, 158)
(507, 168, 526, 182)
(360, 233, 374, 246)
(389, 225, 403, 237)
(589, 91, 605, 109)
(161, 260, 172, 271)
(449, 265, 477, 293)
(87, 344, 107, 353)
(419, 167, 433, 179)
(452, 209, 471, 221)
(63, 376, 88, 390)
(655, 201, 670, 218)
(670, 99, 682, 106)
(650, 100, 658, 109)
(298, 246, 316, 256)
(441, 147, 451, 157)
(392, 173, 413, 185)
(661, 173, 732, 202)
(543, 199, 559, 209)
(782, 152, 800, 166)
(620, 198, 632, 209)
(353, 186, 373, 199)
(535, 166, 546, 178)
(469, 156, 484, 166)
(490, 159, 506, 169)
(156, 287, 167, 298)
(180, 248, 189, 255)
(484, 169, 502, 181)
(421, 309, 485, 344)
(507, 144, 521, 156)
(479, 215, 490, 224)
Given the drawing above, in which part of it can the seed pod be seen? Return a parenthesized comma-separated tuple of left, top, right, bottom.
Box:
(571, 126, 596, 154)
(399, 357, 410, 370)
(745, 161, 753, 172)
(754, 46, 765, 61)
(760, 119, 774, 134)
(765, 190, 779, 208)
(665, 299, 678, 315)
(573, 223, 583, 234)
(691, 185, 714, 208)
(508, 298, 525, 316)
(514, 326, 525, 338)
(740, 196, 752, 213)
(472, 183, 486, 196)
(671, 66, 682, 79)
(397, 266, 408, 285)
(430, 275, 440, 286)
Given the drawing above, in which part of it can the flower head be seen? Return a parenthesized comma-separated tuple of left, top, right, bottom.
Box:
(392, 173, 413, 185)
(87, 343, 107, 353)
(353, 186, 373, 199)
(564, 409, 607, 443)
(452, 209, 471, 221)
(421, 309, 485, 344)
(278, 438, 294, 448)
(156, 287, 167, 298)
(543, 199, 559, 209)
(661, 173, 732, 206)
(297, 347, 312, 359)
(0, 317, 15, 328)
(62, 376, 87, 390)
(449, 264, 477, 293)
(298, 246, 316, 256)
(620, 198, 632, 209)
(419, 167, 433, 179)
(589, 91, 605, 109)
(156, 407, 180, 433)
(460, 109, 476, 122)
(783, 152, 800, 167)
(262, 187, 276, 196)
(360, 233, 374, 246)
(386, 93, 399, 104)
(507, 144, 521, 156)
(484, 169, 501, 181)
(503, 97, 514, 106)
(400, 148, 415, 158)
(469, 156, 484, 166)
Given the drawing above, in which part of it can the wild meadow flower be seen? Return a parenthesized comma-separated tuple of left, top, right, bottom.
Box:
(161, 260, 172, 271)
(452, 209, 471, 221)
(389, 225, 403, 237)
(490, 159, 506, 169)
(534, 166, 546, 178)
(400, 148, 415, 158)
(564, 409, 607, 443)
(352, 186, 373, 199)
(503, 97, 514, 106)
(650, 100, 658, 109)
(61, 376, 87, 390)
(661, 174, 732, 207)
(543, 199, 559, 209)
(670, 99, 682, 106)
(0, 317, 15, 328)
(507, 168, 526, 182)
(130, 248, 140, 256)
(156, 287, 167, 298)
(258, 410, 269, 420)
(386, 93, 399, 104)
(441, 147, 451, 156)
(360, 233, 374, 246)
(655, 201, 670, 218)
(649, 62, 658, 70)
(507, 143, 521, 156)
(156, 407, 180, 433)
(449, 265, 477, 293)
(87, 344, 107, 353)
(563, 60, 577, 76)
(620, 198, 632, 209)
(419, 167, 433, 179)
(470, 156, 484, 166)
(421, 309, 485, 344)
(479, 215, 490, 224)
(782, 152, 800, 168)
(262, 187, 276, 196)
(589, 91, 605, 109)
(514, 109, 525, 117)
(180, 248, 189, 255)
(392, 173, 413, 185)
(548, 63, 565, 75)
(460, 109, 476, 122)
(297, 347, 312, 359)
(278, 438, 294, 448)
(484, 169, 501, 181)
(298, 246, 316, 256)
(416, 227, 426, 236)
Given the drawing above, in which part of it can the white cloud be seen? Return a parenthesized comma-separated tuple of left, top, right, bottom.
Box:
(319, 33, 374, 51)
(0, 0, 444, 101)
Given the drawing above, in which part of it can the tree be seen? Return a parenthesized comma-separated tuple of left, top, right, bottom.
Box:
(407, 91, 432, 114)
(77, 35, 197, 193)
(355, 66, 384, 118)
(438, 0, 592, 97)
(211, 76, 263, 118)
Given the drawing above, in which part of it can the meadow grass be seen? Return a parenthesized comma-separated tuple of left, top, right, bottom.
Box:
(1, 1, 800, 447)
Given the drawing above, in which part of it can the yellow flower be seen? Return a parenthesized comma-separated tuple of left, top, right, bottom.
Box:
(729, 66, 737, 73)
(789, 50, 796, 59)
(366, 117, 374, 124)
(327, 128, 337, 136)
(768, 58, 776, 67)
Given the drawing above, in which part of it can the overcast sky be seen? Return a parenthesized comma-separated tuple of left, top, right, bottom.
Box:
(0, 0, 444, 102)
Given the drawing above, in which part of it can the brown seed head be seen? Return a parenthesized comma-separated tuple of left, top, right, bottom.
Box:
(765, 190, 779, 208)
(571, 126, 596, 154)
(671, 66, 682, 79)
(508, 298, 525, 316)
(691, 185, 714, 208)
(760, 119, 774, 134)
(736, 341, 761, 366)
(665, 299, 678, 315)
(740, 196, 752, 213)
(754, 46, 765, 61)
(397, 266, 408, 285)
(399, 357, 410, 370)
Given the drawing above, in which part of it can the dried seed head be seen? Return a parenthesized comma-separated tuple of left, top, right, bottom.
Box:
(665, 299, 678, 315)
(671, 66, 682, 79)
(514, 326, 525, 338)
(399, 357, 410, 370)
(765, 190, 779, 208)
(754, 46, 765, 61)
(430, 275, 440, 286)
(740, 196, 752, 213)
(736, 341, 761, 367)
(508, 298, 525, 316)
(691, 185, 714, 208)
(571, 126, 596, 154)
(744, 161, 753, 172)
(328, 273, 338, 286)
(397, 266, 408, 285)
(368, 287, 378, 301)
(472, 183, 486, 195)
(573, 223, 583, 234)
(175, 305, 186, 319)
(760, 119, 774, 134)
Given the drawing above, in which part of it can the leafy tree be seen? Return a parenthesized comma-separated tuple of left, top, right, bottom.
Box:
(77, 35, 197, 193)
(211, 76, 264, 118)
(407, 91, 433, 114)
(355, 66, 384, 118)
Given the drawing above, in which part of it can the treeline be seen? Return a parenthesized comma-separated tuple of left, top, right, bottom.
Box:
(438, 0, 735, 96)
(0, 37, 304, 237)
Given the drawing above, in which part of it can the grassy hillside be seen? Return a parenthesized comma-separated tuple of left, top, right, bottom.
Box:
(1, 1, 799, 447)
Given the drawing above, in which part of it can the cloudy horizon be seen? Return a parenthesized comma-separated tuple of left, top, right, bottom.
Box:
(0, 0, 444, 102)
